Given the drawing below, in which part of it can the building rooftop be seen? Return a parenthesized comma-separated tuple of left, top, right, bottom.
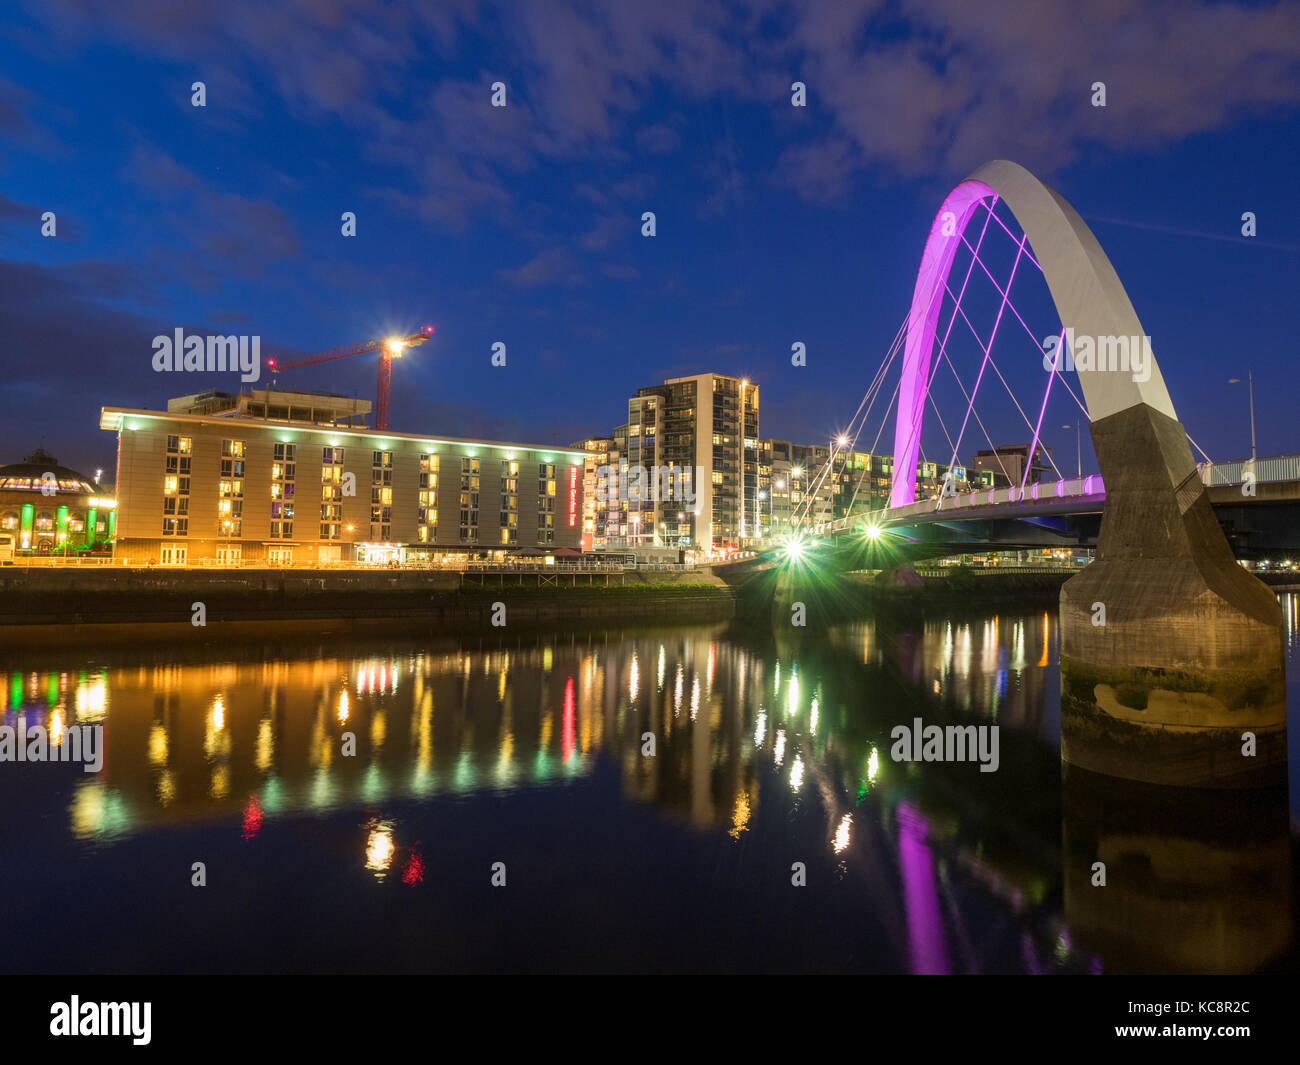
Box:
(100, 406, 587, 459)
(0, 448, 102, 496)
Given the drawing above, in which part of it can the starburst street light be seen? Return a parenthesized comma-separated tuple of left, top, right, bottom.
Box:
(782, 535, 806, 561)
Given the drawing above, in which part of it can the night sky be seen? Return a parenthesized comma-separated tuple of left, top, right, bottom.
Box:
(2, 0, 1298, 483)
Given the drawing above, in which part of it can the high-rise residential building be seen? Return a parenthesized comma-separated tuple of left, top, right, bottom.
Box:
(571, 435, 617, 551)
(616, 373, 758, 551)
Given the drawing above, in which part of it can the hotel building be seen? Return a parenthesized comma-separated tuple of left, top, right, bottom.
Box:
(101, 391, 585, 565)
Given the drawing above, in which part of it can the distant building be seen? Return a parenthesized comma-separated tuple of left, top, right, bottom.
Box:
(756, 439, 997, 540)
(762, 440, 830, 539)
(102, 394, 584, 566)
(0, 448, 116, 554)
(168, 389, 372, 427)
(970, 444, 1054, 488)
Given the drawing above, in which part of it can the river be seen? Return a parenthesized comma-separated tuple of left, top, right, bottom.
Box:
(1, 593, 1296, 973)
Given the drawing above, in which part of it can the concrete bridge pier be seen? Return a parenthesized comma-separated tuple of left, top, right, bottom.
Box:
(1062, 766, 1292, 972)
(1059, 403, 1287, 788)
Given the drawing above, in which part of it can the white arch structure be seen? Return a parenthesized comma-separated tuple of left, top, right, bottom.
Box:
(888, 159, 1181, 509)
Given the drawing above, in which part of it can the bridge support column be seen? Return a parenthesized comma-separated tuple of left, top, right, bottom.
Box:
(1059, 403, 1286, 787)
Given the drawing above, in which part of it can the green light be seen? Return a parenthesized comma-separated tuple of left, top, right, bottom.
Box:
(260, 776, 285, 815)
(361, 764, 387, 802)
(85, 507, 98, 546)
(20, 504, 34, 538)
(865, 524, 882, 540)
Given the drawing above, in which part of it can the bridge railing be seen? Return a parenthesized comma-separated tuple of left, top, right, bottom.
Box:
(827, 474, 1108, 531)
(825, 454, 1300, 534)
(1197, 455, 1300, 487)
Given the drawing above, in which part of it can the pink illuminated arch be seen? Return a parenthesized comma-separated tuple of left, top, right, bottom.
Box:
(888, 160, 1178, 509)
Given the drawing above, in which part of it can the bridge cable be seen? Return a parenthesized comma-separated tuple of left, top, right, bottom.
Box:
(792, 306, 909, 529)
(944, 231, 1032, 481)
(884, 196, 1001, 510)
(941, 278, 1067, 481)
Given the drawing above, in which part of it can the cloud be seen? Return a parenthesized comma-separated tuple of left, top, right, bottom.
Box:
(579, 215, 629, 251)
(23, 0, 1300, 222)
(0, 192, 81, 239)
(0, 255, 237, 470)
(497, 248, 586, 287)
(601, 263, 640, 281)
(122, 142, 301, 274)
(127, 145, 205, 195)
(636, 123, 680, 154)
(787, 0, 1300, 186)
(774, 138, 858, 204)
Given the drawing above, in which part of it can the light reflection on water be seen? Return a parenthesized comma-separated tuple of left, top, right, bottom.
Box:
(0, 591, 1295, 973)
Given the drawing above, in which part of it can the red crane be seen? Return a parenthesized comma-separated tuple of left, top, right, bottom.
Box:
(265, 326, 433, 431)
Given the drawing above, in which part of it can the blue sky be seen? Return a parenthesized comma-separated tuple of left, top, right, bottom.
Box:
(2, 0, 1299, 479)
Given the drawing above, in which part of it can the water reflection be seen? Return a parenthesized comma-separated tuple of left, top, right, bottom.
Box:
(1, 591, 1295, 974)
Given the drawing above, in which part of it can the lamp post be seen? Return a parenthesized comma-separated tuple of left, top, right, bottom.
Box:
(1062, 422, 1081, 479)
(1228, 373, 1256, 462)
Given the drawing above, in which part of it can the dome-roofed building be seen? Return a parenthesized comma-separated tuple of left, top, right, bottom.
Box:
(0, 447, 116, 554)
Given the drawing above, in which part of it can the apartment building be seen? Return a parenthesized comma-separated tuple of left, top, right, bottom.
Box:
(102, 393, 585, 565)
(610, 373, 758, 551)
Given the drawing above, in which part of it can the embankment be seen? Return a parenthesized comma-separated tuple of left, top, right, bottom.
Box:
(0, 567, 736, 644)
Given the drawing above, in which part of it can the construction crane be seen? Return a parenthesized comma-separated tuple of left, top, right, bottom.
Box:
(265, 325, 434, 431)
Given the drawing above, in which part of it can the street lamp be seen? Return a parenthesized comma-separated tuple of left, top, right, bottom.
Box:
(1228, 374, 1256, 462)
(1061, 423, 1081, 479)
